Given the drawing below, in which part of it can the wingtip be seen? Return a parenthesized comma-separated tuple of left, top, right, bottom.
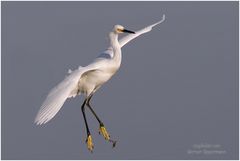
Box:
(34, 116, 45, 125)
(34, 119, 41, 125)
(34, 118, 48, 125)
(158, 14, 166, 24)
(162, 14, 166, 21)
(151, 14, 166, 28)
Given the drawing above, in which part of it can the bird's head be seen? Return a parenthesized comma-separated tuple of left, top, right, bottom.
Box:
(113, 25, 135, 34)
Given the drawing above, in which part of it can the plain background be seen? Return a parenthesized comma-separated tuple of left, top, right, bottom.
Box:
(2, 1, 239, 160)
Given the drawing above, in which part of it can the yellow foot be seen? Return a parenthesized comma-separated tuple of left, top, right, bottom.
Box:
(99, 125, 110, 140)
(99, 124, 117, 148)
(86, 135, 94, 152)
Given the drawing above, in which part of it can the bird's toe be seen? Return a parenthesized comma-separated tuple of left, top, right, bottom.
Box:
(99, 125, 110, 140)
(86, 135, 94, 152)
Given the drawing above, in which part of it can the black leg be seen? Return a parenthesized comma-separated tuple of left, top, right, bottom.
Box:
(86, 95, 103, 125)
(85, 95, 117, 148)
(81, 99, 90, 136)
(81, 98, 94, 152)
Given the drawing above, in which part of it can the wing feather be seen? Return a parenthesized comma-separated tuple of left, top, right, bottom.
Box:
(119, 14, 165, 48)
(34, 68, 85, 125)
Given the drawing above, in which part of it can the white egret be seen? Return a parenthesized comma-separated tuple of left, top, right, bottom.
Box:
(35, 15, 165, 152)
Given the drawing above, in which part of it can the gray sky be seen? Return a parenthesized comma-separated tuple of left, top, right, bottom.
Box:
(2, 1, 238, 159)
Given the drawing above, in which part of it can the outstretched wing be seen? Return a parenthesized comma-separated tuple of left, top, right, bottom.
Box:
(119, 14, 165, 48)
(34, 67, 86, 125)
(97, 15, 166, 59)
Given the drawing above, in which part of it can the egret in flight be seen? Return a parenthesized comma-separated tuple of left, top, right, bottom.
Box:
(35, 15, 165, 152)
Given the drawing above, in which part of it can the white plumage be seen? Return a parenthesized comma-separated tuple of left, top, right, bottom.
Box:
(34, 15, 165, 125)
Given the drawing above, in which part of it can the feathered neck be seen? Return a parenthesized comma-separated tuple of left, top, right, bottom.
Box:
(109, 32, 121, 64)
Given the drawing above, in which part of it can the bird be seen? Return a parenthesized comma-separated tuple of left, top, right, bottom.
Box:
(34, 14, 166, 152)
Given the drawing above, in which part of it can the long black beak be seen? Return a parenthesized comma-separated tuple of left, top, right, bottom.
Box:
(123, 29, 135, 34)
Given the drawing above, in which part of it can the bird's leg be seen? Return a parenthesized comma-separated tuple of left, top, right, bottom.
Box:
(86, 97, 109, 139)
(81, 99, 94, 152)
(86, 95, 102, 124)
(86, 95, 117, 148)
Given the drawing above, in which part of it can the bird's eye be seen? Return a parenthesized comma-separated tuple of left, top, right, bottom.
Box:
(117, 28, 123, 32)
